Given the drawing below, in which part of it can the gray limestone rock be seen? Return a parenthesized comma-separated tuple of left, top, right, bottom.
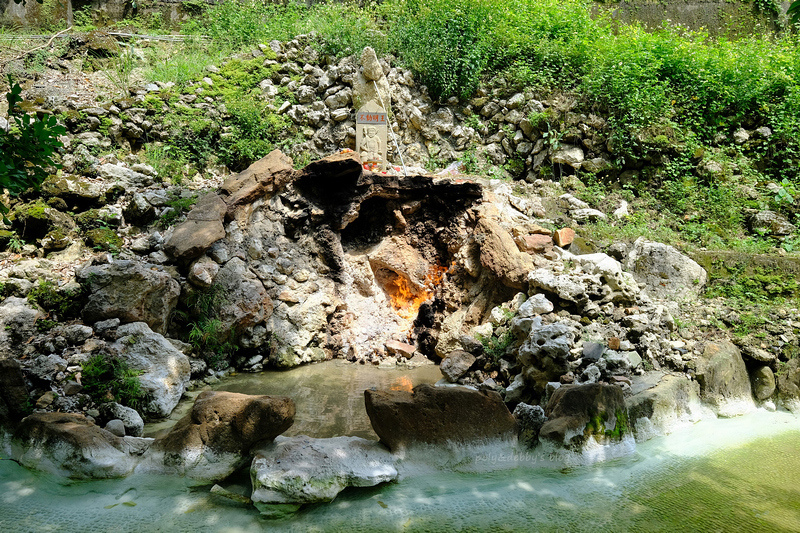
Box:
(251, 435, 397, 514)
(78, 260, 180, 334)
(110, 322, 191, 418)
(624, 237, 707, 300)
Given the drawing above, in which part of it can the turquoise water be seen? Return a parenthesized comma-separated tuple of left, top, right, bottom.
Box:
(2, 410, 799, 532)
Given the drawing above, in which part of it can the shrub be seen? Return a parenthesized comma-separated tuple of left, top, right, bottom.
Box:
(81, 354, 146, 411)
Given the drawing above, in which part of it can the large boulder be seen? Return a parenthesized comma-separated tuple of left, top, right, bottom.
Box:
(751, 365, 776, 401)
(78, 260, 180, 334)
(111, 322, 191, 418)
(625, 373, 707, 441)
(440, 350, 476, 382)
(476, 217, 536, 289)
(251, 435, 397, 517)
(624, 237, 707, 300)
(0, 297, 43, 359)
(364, 384, 517, 451)
(163, 193, 227, 261)
(141, 391, 294, 484)
(220, 149, 295, 217)
(10, 413, 151, 479)
(694, 341, 754, 417)
(539, 383, 628, 448)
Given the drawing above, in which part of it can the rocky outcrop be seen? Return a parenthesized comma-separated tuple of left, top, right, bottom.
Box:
(78, 260, 180, 334)
(476, 217, 537, 290)
(141, 391, 294, 484)
(694, 341, 754, 417)
(251, 435, 397, 517)
(539, 383, 628, 448)
(110, 322, 191, 418)
(10, 413, 151, 479)
(625, 238, 707, 300)
(213, 257, 273, 337)
(517, 316, 575, 393)
(364, 384, 517, 451)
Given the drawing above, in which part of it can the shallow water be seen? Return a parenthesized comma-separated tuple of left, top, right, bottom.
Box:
(2, 362, 800, 532)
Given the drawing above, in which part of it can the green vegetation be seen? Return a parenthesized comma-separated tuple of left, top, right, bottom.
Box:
(0, 78, 66, 220)
(157, 193, 196, 228)
(81, 353, 146, 411)
(478, 328, 515, 363)
(179, 284, 236, 370)
(27, 279, 86, 320)
(586, 409, 628, 440)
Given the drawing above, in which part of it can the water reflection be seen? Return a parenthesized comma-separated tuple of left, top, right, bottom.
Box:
(215, 360, 442, 439)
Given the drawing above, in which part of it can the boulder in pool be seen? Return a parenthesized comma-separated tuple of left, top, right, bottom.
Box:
(539, 383, 628, 448)
(364, 384, 517, 451)
(139, 391, 295, 485)
(10, 412, 151, 479)
(250, 435, 398, 517)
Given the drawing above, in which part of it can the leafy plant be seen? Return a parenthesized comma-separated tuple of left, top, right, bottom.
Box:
(27, 279, 86, 319)
(0, 77, 66, 220)
(184, 284, 236, 369)
(81, 354, 146, 411)
(478, 329, 515, 363)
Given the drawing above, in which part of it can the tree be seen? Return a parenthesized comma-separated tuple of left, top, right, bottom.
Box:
(0, 78, 66, 219)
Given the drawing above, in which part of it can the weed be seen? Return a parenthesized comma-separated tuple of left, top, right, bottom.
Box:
(478, 329, 515, 363)
(27, 280, 86, 320)
(81, 353, 145, 411)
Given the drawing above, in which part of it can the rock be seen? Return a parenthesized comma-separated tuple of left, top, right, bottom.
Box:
(477, 217, 536, 289)
(582, 342, 604, 361)
(188, 256, 220, 288)
(111, 322, 191, 418)
(551, 145, 584, 170)
(105, 419, 126, 437)
(0, 359, 30, 427)
(78, 260, 180, 334)
(164, 193, 227, 261)
(97, 163, 154, 189)
(0, 297, 43, 358)
(250, 435, 397, 515)
(516, 233, 553, 255)
(571, 208, 607, 222)
(220, 150, 295, 217)
(749, 210, 795, 236)
(440, 350, 476, 382)
(385, 340, 415, 358)
(513, 402, 547, 448)
(539, 383, 628, 447)
(61, 324, 94, 345)
(360, 46, 384, 81)
(695, 341, 754, 417)
(776, 358, 800, 411)
(142, 391, 294, 484)
(613, 200, 630, 219)
(99, 402, 144, 437)
(214, 257, 273, 337)
(626, 374, 706, 441)
(123, 193, 156, 226)
(10, 413, 150, 479)
(364, 384, 517, 451)
(552, 228, 575, 247)
(571, 252, 640, 304)
(516, 317, 574, 394)
(750, 365, 776, 401)
(518, 293, 554, 317)
(624, 237, 707, 300)
(733, 127, 749, 144)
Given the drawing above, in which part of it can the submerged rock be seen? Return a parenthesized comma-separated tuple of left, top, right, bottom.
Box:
(364, 384, 517, 451)
(141, 391, 294, 485)
(251, 435, 397, 516)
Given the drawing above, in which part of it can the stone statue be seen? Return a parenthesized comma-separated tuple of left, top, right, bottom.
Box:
(360, 125, 382, 162)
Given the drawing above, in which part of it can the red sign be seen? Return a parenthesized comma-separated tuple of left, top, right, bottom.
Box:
(357, 112, 386, 124)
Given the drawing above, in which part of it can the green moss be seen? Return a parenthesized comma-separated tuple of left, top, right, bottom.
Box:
(585, 409, 628, 441)
(84, 227, 123, 251)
